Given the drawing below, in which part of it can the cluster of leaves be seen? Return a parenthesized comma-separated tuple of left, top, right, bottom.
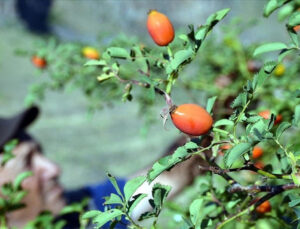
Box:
(7, 1, 300, 228)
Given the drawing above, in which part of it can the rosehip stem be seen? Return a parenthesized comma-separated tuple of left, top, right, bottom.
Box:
(228, 183, 298, 193)
(111, 69, 174, 108)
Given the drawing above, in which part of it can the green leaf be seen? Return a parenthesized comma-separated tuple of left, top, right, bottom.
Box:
(206, 96, 217, 114)
(147, 144, 190, 182)
(231, 92, 247, 109)
(84, 59, 107, 66)
(167, 48, 194, 73)
(97, 74, 114, 83)
(288, 29, 299, 47)
(107, 173, 124, 199)
(293, 105, 300, 127)
(278, 4, 294, 20)
(288, 12, 300, 27)
(189, 198, 204, 227)
(104, 193, 123, 205)
(278, 48, 295, 62)
(12, 190, 28, 204)
(92, 209, 124, 228)
(107, 47, 130, 59)
(214, 119, 234, 127)
(60, 204, 82, 214)
(82, 210, 102, 219)
(276, 122, 291, 139)
(253, 42, 288, 56)
(152, 183, 171, 211)
(206, 8, 231, 26)
(224, 143, 252, 168)
(263, 61, 277, 74)
(264, 0, 290, 17)
(13, 171, 33, 190)
(127, 193, 147, 214)
(124, 176, 146, 201)
(289, 199, 300, 208)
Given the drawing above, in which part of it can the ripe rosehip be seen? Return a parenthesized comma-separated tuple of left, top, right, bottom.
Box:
(170, 104, 213, 136)
(293, 25, 300, 32)
(252, 146, 263, 159)
(254, 161, 264, 170)
(31, 55, 47, 69)
(147, 10, 174, 46)
(82, 46, 100, 60)
(258, 110, 282, 125)
(256, 200, 271, 214)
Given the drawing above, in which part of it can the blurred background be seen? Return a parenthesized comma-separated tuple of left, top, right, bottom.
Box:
(0, 0, 289, 189)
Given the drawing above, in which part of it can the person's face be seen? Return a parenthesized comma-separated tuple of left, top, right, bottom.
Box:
(0, 141, 65, 228)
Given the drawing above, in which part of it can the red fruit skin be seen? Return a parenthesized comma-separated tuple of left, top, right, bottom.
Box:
(170, 104, 213, 136)
(147, 10, 174, 46)
(252, 146, 263, 159)
(31, 56, 47, 69)
(258, 110, 282, 125)
(256, 200, 271, 214)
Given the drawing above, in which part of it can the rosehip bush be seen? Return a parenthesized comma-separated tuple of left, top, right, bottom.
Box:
(7, 1, 300, 228)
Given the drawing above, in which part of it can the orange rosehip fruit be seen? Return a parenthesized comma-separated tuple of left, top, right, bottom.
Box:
(254, 161, 264, 170)
(293, 25, 300, 32)
(256, 200, 271, 214)
(147, 10, 175, 46)
(170, 104, 213, 136)
(252, 146, 263, 159)
(258, 110, 282, 125)
(31, 55, 47, 69)
(218, 144, 232, 156)
(82, 46, 100, 60)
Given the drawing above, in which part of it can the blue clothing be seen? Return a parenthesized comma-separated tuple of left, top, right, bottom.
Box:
(62, 178, 128, 229)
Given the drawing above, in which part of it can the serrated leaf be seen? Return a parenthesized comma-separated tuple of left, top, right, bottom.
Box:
(104, 193, 123, 205)
(206, 96, 217, 114)
(168, 48, 194, 73)
(214, 119, 234, 127)
(82, 210, 102, 219)
(147, 144, 190, 182)
(13, 171, 33, 190)
(276, 122, 291, 139)
(231, 92, 247, 109)
(124, 176, 146, 201)
(206, 8, 231, 26)
(224, 143, 251, 168)
(107, 47, 130, 59)
(253, 42, 287, 56)
(263, 61, 277, 74)
(189, 198, 204, 227)
(107, 173, 124, 199)
(92, 209, 123, 228)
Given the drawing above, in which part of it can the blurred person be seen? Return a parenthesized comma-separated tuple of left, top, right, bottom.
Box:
(15, 0, 52, 34)
(0, 106, 207, 228)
